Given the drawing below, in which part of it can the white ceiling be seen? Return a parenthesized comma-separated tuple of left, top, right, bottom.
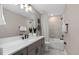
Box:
(3, 4, 38, 19)
(3, 4, 66, 18)
(32, 4, 66, 16)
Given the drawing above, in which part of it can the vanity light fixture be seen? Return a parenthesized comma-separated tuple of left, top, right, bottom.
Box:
(28, 4, 32, 11)
(20, 4, 32, 12)
(25, 4, 32, 12)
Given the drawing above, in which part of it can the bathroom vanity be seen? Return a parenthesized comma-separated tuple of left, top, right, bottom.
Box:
(0, 36, 45, 55)
(13, 38, 44, 55)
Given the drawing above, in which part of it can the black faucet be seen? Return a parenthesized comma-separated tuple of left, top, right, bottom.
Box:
(24, 34, 29, 39)
(21, 34, 29, 40)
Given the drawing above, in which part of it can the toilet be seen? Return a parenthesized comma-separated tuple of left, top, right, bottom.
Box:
(45, 41, 50, 51)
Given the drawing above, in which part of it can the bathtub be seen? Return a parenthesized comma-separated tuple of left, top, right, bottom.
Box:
(49, 38, 64, 50)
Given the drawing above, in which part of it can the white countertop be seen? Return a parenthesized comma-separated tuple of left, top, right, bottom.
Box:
(0, 36, 44, 55)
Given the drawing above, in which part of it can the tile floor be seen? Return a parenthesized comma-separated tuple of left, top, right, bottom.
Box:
(44, 47, 65, 55)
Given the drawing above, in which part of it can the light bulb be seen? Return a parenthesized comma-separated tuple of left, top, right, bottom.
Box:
(25, 4, 29, 12)
(20, 4, 24, 9)
(29, 6, 32, 11)
(15, 4, 18, 5)
(25, 4, 28, 8)
(25, 7, 29, 12)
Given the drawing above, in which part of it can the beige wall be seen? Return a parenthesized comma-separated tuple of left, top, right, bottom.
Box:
(0, 8, 27, 38)
(64, 4, 79, 54)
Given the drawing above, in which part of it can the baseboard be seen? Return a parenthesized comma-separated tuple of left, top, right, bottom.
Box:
(64, 49, 67, 55)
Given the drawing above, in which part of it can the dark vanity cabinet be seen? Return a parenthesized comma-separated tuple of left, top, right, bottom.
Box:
(13, 38, 45, 55)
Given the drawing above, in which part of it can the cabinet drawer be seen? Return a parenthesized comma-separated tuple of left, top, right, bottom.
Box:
(36, 39, 42, 45)
(28, 39, 42, 52)
(41, 38, 44, 44)
(28, 44, 41, 55)
(13, 48, 28, 55)
(28, 42, 37, 52)
(28, 48, 36, 55)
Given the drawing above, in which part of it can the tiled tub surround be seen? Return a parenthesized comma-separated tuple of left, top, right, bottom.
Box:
(0, 36, 44, 55)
